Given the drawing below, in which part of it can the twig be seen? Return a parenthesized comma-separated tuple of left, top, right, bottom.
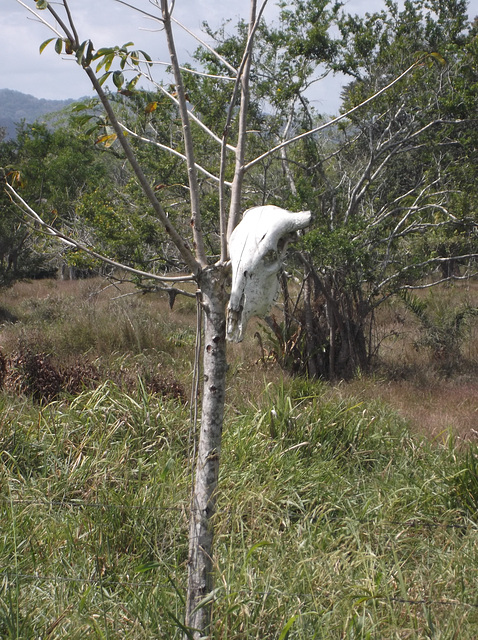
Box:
(6, 183, 196, 284)
(243, 59, 424, 172)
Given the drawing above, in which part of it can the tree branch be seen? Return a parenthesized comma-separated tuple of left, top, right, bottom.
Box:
(225, 0, 269, 247)
(243, 59, 423, 172)
(147, 58, 236, 82)
(15, 0, 64, 38)
(170, 16, 238, 76)
(113, 0, 164, 24)
(6, 183, 196, 284)
(376, 254, 478, 291)
(141, 72, 236, 151)
(160, 0, 207, 266)
(118, 124, 230, 185)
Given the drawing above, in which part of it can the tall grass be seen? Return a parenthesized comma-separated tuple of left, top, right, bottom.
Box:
(2, 378, 478, 638)
(0, 384, 191, 639)
(1, 278, 478, 638)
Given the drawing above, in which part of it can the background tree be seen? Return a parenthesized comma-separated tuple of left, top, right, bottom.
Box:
(1, 117, 117, 278)
(0, 132, 58, 287)
(254, 0, 478, 379)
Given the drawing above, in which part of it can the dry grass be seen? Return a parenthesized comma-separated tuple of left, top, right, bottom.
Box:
(1, 276, 477, 441)
(0, 277, 198, 403)
(331, 377, 478, 442)
(357, 280, 478, 440)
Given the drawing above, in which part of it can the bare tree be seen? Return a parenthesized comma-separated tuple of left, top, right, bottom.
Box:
(10, 2, 275, 635)
(9, 1, 425, 636)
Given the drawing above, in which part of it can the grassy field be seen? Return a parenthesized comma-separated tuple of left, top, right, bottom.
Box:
(1, 277, 478, 639)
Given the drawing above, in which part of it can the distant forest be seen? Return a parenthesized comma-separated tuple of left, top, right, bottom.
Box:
(0, 88, 77, 140)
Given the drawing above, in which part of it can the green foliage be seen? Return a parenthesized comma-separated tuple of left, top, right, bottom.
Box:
(0, 279, 476, 638)
(3, 372, 478, 638)
(400, 290, 478, 371)
(6, 120, 111, 221)
(0, 381, 191, 638)
(0, 213, 51, 287)
(93, 42, 152, 90)
(449, 446, 478, 517)
(0, 161, 55, 286)
(0, 91, 194, 276)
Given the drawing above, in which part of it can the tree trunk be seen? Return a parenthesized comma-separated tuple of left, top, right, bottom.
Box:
(303, 275, 318, 378)
(327, 297, 336, 381)
(185, 265, 228, 638)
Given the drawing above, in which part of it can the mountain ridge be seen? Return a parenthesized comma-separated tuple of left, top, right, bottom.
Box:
(0, 88, 80, 139)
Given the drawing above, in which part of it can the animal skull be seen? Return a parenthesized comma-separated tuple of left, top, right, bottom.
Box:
(226, 205, 311, 342)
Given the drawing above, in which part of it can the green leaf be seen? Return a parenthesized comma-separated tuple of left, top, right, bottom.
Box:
(164, 609, 194, 640)
(127, 75, 140, 91)
(278, 614, 299, 640)
(76, 40, 87, 66)
(139, 50, 153, 66)
(245, 540, 273, 562)
(94, 47, 116, 58)
(429, 51, 447, 66)
(85, 40, 94, 67)
(97, 71, 112, 87)
(95, 51, 115, 73)
(78, 586, 93, 614)
(104, 54, 115, 73)
(54, 38, 63, 55)
(135, 561, 160, 573)
(112, 70, 124, 90)
(36, 0, 48, 9)
(39, 38, 55, 54)
(85, 124, 101, 137)
(70, 103, 89, 112)
(76, 40, 94, 68)
(191, 587, 222, 614)
(72, 114, 95, 126)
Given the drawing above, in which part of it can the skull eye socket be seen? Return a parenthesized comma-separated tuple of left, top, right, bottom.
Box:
(262, 250, 278, 265)
(277, 232, 296, 254)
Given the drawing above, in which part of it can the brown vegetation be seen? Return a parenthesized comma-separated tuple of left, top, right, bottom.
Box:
(0, 278, 191, 403)
(328, 281, 478, 440)
(1, 277, 477, 438)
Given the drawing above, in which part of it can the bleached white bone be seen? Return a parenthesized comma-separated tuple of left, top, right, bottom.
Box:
(226, 205, 311, 342)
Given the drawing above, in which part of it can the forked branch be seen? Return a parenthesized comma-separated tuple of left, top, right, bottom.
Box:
(160, 0, 207, 266)
(243, 59, 426, 172)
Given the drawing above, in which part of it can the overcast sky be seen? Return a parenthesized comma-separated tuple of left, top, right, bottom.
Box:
(2, 0, 478, 114)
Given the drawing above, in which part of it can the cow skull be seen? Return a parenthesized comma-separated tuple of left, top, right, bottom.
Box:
(226, 205, 312, 342)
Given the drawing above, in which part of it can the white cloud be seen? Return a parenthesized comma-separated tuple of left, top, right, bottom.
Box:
(3, 1, 263, 100)
(2, 0, 401, 110)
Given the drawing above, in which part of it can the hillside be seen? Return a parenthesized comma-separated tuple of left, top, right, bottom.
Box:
(0, 88, 77, 139)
